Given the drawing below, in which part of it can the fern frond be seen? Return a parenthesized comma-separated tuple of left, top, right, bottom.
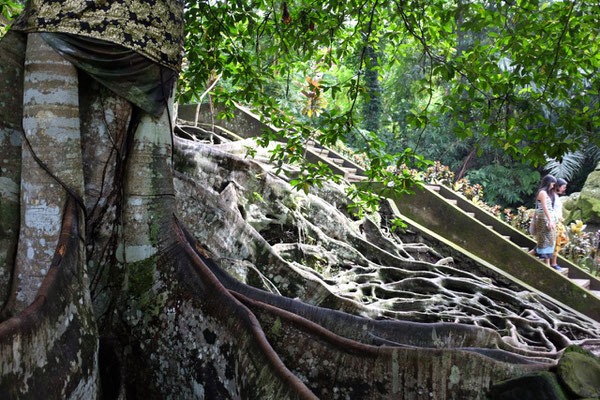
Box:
(544, 151, 586, 180)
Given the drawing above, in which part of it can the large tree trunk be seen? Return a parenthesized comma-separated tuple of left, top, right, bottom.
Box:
(0, 31, 26, 314)
(1, 31, 600, 399)
(0, 197, 99, 398)
(9, 33, 85, 314)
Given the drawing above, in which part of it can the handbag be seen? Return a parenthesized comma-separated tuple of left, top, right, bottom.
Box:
(529, 211, 536, 235)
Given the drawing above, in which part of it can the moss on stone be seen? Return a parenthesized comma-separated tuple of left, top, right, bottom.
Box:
(562, 344, 598, 358)
(565, 164, 600, 224)
(557, 351, 600, 398)
(489, 371, 568, 400)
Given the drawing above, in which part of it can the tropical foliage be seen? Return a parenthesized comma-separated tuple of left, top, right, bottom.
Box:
(4, 0, 597, 207)
(545, 145, 600, 194)
(0, 0, 22, 36)
(179, 0, 599, 211)
(562, 221, 600, 276)
(3, 0, 599, 263)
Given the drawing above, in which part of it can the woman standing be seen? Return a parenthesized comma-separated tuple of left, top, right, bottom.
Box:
(551, 178, 569, 270)
(533, 175, 557, 266)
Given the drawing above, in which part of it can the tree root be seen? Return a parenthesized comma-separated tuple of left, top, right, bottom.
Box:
(0, 198, 98, 397)
(173, 137, 600, 357)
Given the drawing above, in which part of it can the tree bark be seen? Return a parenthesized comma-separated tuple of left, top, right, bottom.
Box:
(8, 33, 85, 315)
(0, 198, 99, 398)
(455, 146, 477, 182)
(0, 31, 25, 313)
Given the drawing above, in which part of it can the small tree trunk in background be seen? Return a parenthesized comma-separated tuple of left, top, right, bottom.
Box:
(361, 45, 383, 135)
(455, 146, 477, 182)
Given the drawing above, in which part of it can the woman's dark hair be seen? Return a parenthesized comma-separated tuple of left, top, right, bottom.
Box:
(537, 174, 557, 206)
(556, 178, 567, 187)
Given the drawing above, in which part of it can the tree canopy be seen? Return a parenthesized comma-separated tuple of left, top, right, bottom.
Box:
(179, 0, 600, 203)
(3, 0, 599, 203)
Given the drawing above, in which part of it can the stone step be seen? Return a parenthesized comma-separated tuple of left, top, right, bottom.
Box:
(307, 145, 329, 156)
(558, 268, 569, 276)
(486, 225, 494, 230)
(572, 279, 591, 289)
(347, 174, 365, 182)
(329, 157, 344, 166)
(466, 212, 475, 218)
(447, 199, 457, 206)
(590, 290, 600, 298)
(520, 247, 530, 252)
(342, 167, 358, 175)
(426, 185, 440, 191)
(501, 235, 511, 241)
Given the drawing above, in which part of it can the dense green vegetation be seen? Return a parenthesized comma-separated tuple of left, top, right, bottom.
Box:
(2, 0, 599, 208)
(179, 0, 600, 210)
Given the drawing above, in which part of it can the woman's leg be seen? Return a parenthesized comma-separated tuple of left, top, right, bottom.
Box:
(543, 257, 550, 267)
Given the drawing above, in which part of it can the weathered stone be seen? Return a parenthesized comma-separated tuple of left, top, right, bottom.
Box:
(488, 371, 567, 400)
(556, 348, 600, 398)
(562, 192, 580, 219)
(564, 163, 600, 224)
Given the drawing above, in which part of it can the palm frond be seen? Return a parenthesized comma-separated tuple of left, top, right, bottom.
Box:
(544, 151, 586, 180)
(585, 145, 600, 165)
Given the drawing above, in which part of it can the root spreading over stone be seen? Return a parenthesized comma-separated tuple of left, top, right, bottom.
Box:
(174, 136, 600, 357)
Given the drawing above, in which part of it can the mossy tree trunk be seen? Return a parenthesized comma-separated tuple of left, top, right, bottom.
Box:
(1, 31, 600, 399)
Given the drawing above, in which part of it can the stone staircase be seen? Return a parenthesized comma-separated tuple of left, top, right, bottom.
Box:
(178, 102, 600, 322)
(304, 138, 600, 301)
(310, 146, 600, 320)
(423, 183, 600, 299)
(305, 142, 364, 182)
